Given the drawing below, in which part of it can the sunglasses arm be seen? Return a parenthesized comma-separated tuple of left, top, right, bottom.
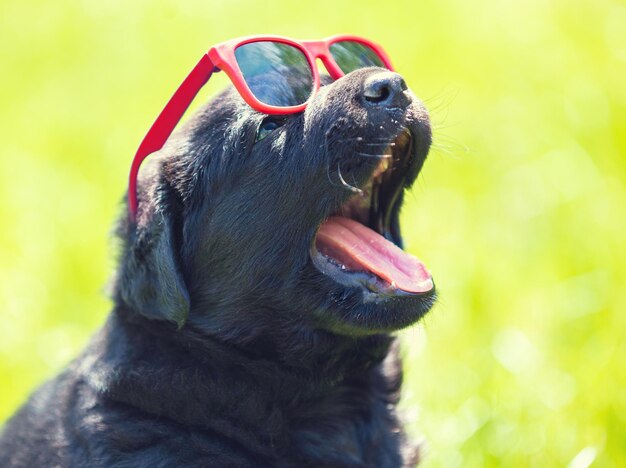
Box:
(128, 54, 217, 220)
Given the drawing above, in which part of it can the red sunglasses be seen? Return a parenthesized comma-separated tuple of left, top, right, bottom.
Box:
(128, 34, 394, 219)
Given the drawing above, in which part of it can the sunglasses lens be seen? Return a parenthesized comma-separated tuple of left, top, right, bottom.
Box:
(235, 41, 314, 108)
(329, 41, 386, 73)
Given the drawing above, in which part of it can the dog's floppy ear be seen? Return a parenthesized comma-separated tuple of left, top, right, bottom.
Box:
(117, 183, 190, 328)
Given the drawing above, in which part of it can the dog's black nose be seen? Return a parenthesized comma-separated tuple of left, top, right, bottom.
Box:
(362, 71, 409, 109)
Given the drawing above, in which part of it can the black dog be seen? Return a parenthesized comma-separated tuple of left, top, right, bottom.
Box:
(0, 66, 434, 467)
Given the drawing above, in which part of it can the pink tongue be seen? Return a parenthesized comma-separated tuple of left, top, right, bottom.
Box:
(316, 216, 433, 293)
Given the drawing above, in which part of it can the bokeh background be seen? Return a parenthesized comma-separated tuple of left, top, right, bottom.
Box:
(1, 0, 624, 465)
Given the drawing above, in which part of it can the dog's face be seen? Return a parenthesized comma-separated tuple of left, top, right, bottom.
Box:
(116, 67, 435, 349)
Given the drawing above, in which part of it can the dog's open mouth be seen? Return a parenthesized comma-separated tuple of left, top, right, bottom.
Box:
(312, 130, 434, 297)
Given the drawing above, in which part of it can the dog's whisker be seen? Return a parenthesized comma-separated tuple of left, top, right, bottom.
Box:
(335, 137, 392, 143)
(337, 163, 363, 194)
(352, 142, 396, 150)
(326, 161, 337, 189)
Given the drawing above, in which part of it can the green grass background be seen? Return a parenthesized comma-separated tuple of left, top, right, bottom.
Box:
(1, 0, 624, 465)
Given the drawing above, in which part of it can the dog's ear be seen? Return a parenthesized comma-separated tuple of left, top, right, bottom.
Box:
(117, 184, 190, 328)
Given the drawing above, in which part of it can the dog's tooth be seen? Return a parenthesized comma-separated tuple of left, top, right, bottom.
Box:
(381, 158, 390, 172)
(371, 157, 390, 179)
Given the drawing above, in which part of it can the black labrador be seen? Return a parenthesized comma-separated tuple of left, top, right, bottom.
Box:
(0, 66, 435, 467)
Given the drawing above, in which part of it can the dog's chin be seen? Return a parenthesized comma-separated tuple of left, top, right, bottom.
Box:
(309, 128, 436, 335)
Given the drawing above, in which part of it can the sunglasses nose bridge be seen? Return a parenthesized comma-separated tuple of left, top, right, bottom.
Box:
(302, 40, 326, 57)
(302, 41, 344, 80)
(318, 55, 344, 80)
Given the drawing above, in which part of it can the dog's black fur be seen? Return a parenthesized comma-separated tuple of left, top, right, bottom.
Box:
(0, 67, 434, 467)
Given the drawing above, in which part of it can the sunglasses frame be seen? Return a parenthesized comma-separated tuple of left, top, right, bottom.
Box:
(128, 34, 394, 219)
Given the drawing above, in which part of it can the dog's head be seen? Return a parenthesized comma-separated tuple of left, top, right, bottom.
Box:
(114, 66, 434, 353)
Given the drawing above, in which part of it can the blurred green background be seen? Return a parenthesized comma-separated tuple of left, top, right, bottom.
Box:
(1, 0, 624, 465)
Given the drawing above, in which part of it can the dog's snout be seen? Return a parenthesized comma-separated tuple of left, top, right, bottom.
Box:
(362, 71, 409, 109)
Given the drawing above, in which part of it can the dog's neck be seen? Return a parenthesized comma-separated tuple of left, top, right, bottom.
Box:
(80, 310, 414, 465)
